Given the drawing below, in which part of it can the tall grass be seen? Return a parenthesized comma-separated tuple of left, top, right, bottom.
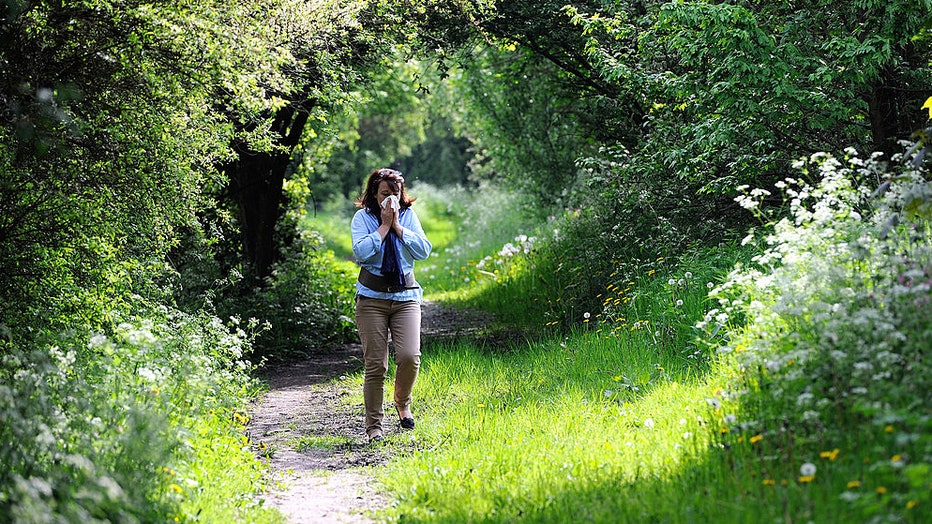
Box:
(365, 153, 931, 522)
(379, 332, 719, 523)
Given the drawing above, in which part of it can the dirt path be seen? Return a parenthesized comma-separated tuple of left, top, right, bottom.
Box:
(247, 301, 493, 523)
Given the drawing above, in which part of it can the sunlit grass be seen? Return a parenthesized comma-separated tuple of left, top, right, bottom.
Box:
(378, 331, 927, 522)
(378, 332, 722, 523)
(179, 412, 283, 523)
(306, 178, 932, 522)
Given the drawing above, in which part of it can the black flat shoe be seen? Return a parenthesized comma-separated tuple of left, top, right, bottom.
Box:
(396, 406, 415, 430)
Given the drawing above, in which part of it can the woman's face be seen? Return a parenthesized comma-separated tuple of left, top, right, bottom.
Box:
(376, 180, 399, 206)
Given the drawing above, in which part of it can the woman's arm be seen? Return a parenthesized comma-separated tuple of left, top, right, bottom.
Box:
(398, 209, 432, 261)
(351, 211, 384, 264)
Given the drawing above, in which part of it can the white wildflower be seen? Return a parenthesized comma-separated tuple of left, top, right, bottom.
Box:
(800, 462, 817, 476)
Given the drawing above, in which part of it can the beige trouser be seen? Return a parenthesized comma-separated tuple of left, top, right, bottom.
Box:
(354, 296, 421, 436)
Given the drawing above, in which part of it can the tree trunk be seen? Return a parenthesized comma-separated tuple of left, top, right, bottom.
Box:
(223, 105, 310, 279)
(868, 76, 900, 160)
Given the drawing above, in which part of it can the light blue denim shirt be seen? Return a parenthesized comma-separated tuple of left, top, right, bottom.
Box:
(351, 207, 432, 302)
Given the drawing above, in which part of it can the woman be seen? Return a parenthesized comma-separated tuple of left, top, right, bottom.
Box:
(351, 168, 432, 442)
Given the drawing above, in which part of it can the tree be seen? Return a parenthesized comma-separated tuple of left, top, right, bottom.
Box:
(566, 0, 932, 190)
(0, 0, 351, 329)
(217, 0, 378, 279)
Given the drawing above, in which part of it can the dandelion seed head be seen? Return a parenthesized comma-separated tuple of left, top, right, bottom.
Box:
(800, 462, 816, 476)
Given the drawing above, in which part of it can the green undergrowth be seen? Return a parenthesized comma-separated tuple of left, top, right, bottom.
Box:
(0, 304, 282, 523)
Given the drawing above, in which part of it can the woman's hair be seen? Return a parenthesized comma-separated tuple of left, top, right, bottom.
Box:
(355, 168, 416, 216)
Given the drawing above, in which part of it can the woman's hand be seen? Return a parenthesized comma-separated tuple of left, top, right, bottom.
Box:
(380, 202, 395, 227)
(378, 204, 404, 239)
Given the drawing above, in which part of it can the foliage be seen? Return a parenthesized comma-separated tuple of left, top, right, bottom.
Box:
(222, 227, 359, 361)
(0, 297, 277, 522)
(698, 150, 932, 521)
(316, 52, 478, 204)
(0, 0, 318, 328)
(565, 0, 932, 189)
(0, 0, 373, 520)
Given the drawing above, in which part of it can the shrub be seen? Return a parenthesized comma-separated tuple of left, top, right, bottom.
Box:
(702, 150, 932, 519)
(0, 299, 265, 522)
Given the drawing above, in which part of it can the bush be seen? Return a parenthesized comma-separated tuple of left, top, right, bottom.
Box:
(702, 150, 932, 519)
(0, 297, 266, 522)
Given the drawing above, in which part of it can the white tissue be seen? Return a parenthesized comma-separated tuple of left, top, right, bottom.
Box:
(381, 194, 400, 211)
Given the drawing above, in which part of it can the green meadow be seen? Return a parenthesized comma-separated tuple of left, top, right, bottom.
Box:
(326, 165, 932, 523)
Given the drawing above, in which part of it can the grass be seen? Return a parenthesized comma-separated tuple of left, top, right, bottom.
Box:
(378, 332, 721, 523)
(376, 329, 928, 523)
(178, 415, 282, 523)
(290, 434, 354, 451)
(306, 176, 932, 523)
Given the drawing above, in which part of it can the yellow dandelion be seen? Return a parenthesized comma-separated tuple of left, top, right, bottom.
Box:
(891, 455, 902, 463)
(884, 424, 894, 433)
(169, 483, 183, 493)
(907, 500, 919, 510)
(477, 403, 485, 408)
(750, 434, 763, 444)
(819, 448, 840, 461)
(876, 486, 887, 495)
(780, 480, 788, 486)
(647, 269, 656, 276)
(719, 427, 729, 434)
(761, 479, 775, 486)
(798, 475, 815, 483)
(847, 480, 861, 489)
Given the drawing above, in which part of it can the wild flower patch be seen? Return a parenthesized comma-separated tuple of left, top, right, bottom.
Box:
(700, 151, 932, 520)
(0, 304, 275, 522)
